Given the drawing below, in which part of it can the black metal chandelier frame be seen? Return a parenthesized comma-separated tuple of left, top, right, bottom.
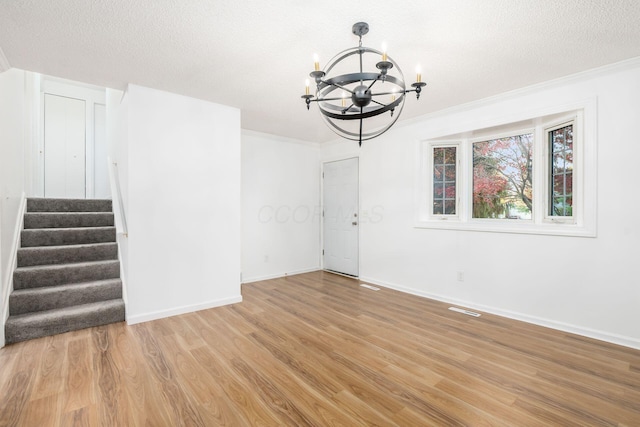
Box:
(302, 22, 426, 146)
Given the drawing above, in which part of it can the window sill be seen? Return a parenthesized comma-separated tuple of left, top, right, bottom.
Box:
(414, 219, 596, 238)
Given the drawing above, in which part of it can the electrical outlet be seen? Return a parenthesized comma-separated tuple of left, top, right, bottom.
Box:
(457, 271, 464, 282)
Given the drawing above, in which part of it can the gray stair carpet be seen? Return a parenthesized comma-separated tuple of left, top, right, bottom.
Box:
(18, 242, 118, 267)
(27, 197, 113, 213)
(5, 198, 125, 344)
(21, 227, 116, 247)
(24, 212, 114, 229)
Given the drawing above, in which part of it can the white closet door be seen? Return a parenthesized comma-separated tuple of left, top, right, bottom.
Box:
(44, 94, 86, 198)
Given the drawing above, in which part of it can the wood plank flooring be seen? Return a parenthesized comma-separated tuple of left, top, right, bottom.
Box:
(1, 270, 639, 426)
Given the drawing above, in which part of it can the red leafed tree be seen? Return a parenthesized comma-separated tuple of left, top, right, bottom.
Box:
(473, 163, 508, 218)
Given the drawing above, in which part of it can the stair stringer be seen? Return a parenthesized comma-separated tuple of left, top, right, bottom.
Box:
(0, 193, 26, 348)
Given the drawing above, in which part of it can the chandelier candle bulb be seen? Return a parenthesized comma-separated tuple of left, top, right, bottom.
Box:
(313, 53, 320, 72)
(381, 42, 388, 61)
(416, 66, 422, 83)
(305, 79, 310, 95)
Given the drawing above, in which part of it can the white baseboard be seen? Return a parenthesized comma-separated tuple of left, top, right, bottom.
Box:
(241, 267, 320, 284)
(0, 193, 26, 348)
(126, 295, 243, 325)
(360, 275, 640, 351)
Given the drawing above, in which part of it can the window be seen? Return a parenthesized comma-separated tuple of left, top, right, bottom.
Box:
(432, 146, 457, 215)
(472, 133, 533, 220)
(548, 124, 573, 217)
(416, 102, 596, 237)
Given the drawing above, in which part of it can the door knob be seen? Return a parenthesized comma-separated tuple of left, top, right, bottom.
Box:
(352, 221, 358, 226)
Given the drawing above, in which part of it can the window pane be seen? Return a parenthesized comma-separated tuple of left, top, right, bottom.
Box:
(432, 146, 456, 215)
(443, 147, 456, 163)
(553, 174, 565, 196)
(444, 200, 456, 214)
(433, 200, 444, 215)
(549, 125, 574, 217)
(433, 147, 444, 164)
(552, 197, 572, 216)
(553, 153, 565, 172)
(472, 134, 533, 219)
(434, 165, 444, 182)
(444, 182, 456, 199)
(433, 183, 443, 198)
(444, 164, 456, 180)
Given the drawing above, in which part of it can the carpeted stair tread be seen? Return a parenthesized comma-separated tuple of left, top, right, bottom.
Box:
(21, 226, 116, 247)
(4, 299, 125, 344)
(18, 242, 118, 267)
(13, 260, 120, 290)
(9, 279, 122, 315)
(24, 212, 114, 229)
(27, 198, 112, 213)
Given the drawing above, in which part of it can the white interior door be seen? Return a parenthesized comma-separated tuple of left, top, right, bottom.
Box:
(323, 157, 359, 276)
(44, 93, 86, 198)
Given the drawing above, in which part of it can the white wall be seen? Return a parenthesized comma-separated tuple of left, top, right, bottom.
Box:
(124, 85, 241, 323)
(241, 131, 321, 282)
(106, 88, 129, 304)
(106, 89, 129, 225)
(0, 69, 27, 347)
(93, 104, 109, 198)
(321, 59, 640, 349)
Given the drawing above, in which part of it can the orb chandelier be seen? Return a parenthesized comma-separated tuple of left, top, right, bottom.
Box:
(302, 22, 426, 146)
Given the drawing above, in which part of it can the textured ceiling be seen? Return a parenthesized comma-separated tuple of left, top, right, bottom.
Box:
(1, 0, 640, 143)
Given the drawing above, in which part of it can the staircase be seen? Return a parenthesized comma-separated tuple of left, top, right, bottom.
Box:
(4, 198, 125, 344)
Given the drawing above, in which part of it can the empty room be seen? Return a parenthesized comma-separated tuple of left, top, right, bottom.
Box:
(1, 1, 639, 425)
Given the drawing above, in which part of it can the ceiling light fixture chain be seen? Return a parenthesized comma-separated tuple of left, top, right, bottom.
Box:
(302, 22, 427, 146)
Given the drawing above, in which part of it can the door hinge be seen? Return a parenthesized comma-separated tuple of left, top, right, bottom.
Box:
(322, 249, 324, 255)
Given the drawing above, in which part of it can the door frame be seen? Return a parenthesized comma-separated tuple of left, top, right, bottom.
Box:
(321, 156, 360, 277)
(37, 77, 106, 198)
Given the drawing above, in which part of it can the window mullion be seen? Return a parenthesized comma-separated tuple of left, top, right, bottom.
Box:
(532, 125, 546, 225)
(460, 139, 470, 222)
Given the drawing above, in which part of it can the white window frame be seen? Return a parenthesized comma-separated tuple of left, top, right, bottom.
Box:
(427, 142, 461, 221)
(543, 118, 578, 225)
(415, 100, 596, 237)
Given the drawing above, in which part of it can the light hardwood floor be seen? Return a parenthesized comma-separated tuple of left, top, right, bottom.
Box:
(1, 270, 639, 426)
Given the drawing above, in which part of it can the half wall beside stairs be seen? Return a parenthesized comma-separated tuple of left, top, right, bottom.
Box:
(5, 198, 125, 344)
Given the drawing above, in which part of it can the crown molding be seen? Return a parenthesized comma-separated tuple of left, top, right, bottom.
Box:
(397, 56, 640, 130)
(0, 46, 10, 73)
